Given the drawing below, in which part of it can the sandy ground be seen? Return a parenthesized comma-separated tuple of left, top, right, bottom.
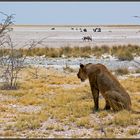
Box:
(9, 25, 140, 48)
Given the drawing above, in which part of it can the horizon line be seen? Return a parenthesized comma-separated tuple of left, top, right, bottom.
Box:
(12, 24, 140, 26)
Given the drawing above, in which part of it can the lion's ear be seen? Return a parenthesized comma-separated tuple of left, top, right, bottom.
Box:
(80, 63, 84, 68)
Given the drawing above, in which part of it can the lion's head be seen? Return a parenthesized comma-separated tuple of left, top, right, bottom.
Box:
(77, 63, 88, 82)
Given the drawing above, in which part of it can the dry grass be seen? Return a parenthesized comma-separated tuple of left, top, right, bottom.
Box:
(120, 77, 140, 93)
(127, 128, 140, 136)
(0, 66, 140, 138)
(114, 49, 134, 61)
(76, 116, 91, 128)
(98, 111, 108, 118)
(15, 114, 42, 131)
(135, 69, 140, 73)
(112, 110, 137, 127)
(114, 68, 130, 76)
(1, 44, 140, 59)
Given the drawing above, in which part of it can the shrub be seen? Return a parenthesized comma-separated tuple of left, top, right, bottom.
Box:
(0, 44, 140, 58)
(114, 68, 129, 76)
(116, 50, 134, 61)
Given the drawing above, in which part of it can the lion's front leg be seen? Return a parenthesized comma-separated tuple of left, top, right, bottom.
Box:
(91, 86, 99, 112)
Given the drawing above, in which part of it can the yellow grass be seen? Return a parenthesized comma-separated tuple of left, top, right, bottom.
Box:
(0, 66, 140, 138)
(127, 128, 140, 136)
(15, 114, 41, 130)
(113, 110, 137, 126)
(120, 77, 140, 93)
(1, 44, 140, 58)
(76, 116, 91, 128)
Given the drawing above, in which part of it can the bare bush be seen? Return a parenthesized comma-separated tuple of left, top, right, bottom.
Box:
(0, 12, 45, 89)
(0, 11, 14, 37)
(0, 35, 44, 89)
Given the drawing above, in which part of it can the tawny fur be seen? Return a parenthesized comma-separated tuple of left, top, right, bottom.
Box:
(77, 63, 132, 112)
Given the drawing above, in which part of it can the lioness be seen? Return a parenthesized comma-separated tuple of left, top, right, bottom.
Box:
(77, 63, 131, 112)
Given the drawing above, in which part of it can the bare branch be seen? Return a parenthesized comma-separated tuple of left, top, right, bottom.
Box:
(0, 11, 15, 37)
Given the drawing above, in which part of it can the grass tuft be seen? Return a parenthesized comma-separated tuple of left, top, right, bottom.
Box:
(113, 110, 137, 127)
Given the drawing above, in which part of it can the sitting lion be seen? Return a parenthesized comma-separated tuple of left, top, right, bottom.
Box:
(77, 63, 132, 112)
